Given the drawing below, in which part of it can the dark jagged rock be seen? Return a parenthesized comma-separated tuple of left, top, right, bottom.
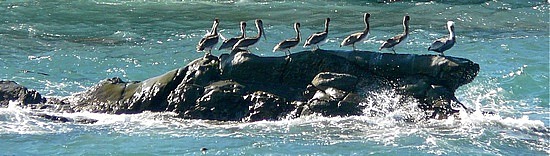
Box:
(1, 50, 479, 122)
(0, 81, 46, 107)
(166, 84, 204, 113)
(423, 85, 461, 119)
(300, 72, 362, 117)
(183, 80, 248, 121)
(243, 91, 294, 122)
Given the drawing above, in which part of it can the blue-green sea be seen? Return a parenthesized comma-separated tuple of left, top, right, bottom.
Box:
(1, 0, 548, 155)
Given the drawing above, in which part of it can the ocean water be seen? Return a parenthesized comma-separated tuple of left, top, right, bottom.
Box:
(0, 0, 548, 155)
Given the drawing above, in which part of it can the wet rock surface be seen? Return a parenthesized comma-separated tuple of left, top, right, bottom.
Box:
(1, 50, 479, 122)
(244, 91, 294, 122)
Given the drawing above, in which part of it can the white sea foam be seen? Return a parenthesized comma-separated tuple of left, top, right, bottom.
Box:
(0, 101, 71, 135)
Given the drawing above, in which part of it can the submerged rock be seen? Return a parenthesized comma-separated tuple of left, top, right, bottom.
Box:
(35, 113, 98, 124)
(1, 50, 479, 122)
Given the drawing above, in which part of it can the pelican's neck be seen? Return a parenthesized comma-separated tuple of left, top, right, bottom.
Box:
(324, 20, 329, 33)
(212, 23, 219, 35)
(364, 18, 370, 33)
(403, 21, 409, 35)
(256, 24, 263, 39)
(448, 26, 455, 40)
(296, 26, 301, 41)
(209, 23, 216, 35)
(240, 24, 246, 38)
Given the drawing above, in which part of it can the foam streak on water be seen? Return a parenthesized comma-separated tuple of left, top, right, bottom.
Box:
(0, 0, 548, 155)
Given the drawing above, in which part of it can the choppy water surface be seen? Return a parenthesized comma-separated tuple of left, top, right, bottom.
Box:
(0, 0, 548, 155)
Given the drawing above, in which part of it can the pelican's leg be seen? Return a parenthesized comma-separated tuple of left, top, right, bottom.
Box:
(285, 54, 292, 62)
(205, 50, 209, 57)
(285, 53, 291, 61)
(352, 44, 356, 51)
(392, 48, 396, 54)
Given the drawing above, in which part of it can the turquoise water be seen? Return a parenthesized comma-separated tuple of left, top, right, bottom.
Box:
(1, 0, 548, 155)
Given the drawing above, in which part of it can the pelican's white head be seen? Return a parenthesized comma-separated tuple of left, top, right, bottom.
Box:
(447, 20, 455, 38)
(447, 21, 455, 27)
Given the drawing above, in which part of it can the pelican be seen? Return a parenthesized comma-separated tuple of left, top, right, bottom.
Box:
(196, 18, 220, 56)
(304, 18, 330, 51)
(340, 13, 370, 51)
(273, 22, 301, 56)
(428, 21, 455, 56)
(232, 19, 266, 52)
(379, 15, 410, 53)
(219, 21, 247, 50)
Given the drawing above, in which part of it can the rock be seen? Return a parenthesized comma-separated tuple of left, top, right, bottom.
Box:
(220, 51, 359, 100)
(0, 81, 45, 107)
(36, 113, 70, 122)
(166, 84, 204, 112)
(35, 113, 98, 124)
(423, 85, 460, 118)
(323, 87, 348, 100)
(72, 50, 479, 120)
(75, 118, 99, 124)
(299, 72, 362, 117)
(279, 51, 360, 87)
(1, 49, 480, 121)
(243, 91, 294, 122)
(396, 75, 431, 98)
(301, 87, 361, 117)
(311, 72, 359, 92)
(126, 54, 221, 113)
(337, 93, 363, 116)
(183, 80, 249, 121)
(70, 78, 136, 113)
(324, 50, 479, 91)
(220, 52, 288, 86)
(71, 55, 221, 114)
